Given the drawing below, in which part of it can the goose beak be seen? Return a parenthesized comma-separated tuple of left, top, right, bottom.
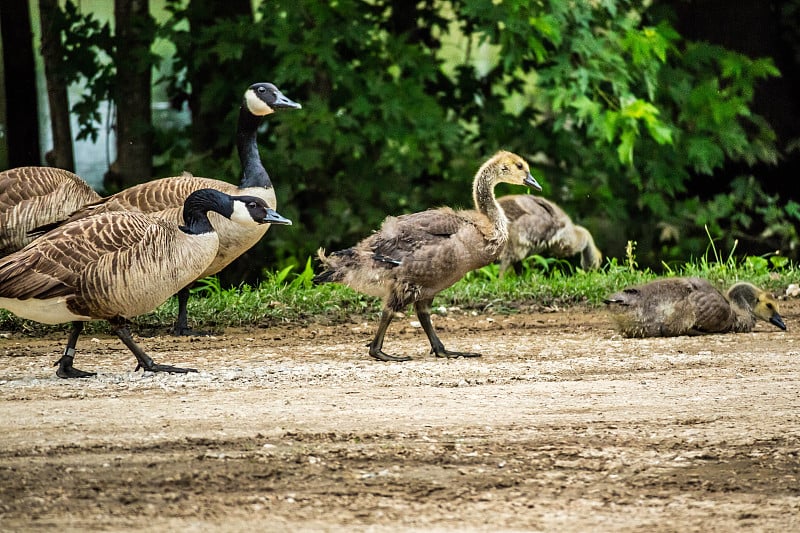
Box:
(264, 208, 292, 226)
(524, 172, 542, 192)
(273, 91, 302, 110)
(769, 312, 787, 331)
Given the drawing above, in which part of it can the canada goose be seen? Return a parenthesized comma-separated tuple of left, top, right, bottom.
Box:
(0, 167, 101, 257)
(604, 277, 786, 337)
(36, 82, 301, 335)
(497, 194, 601, 275)
(0, 188, 292, 378)
(315, 151, 541, 361)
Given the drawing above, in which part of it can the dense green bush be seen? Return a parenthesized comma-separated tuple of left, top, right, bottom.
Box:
(58, 0, 798, 283)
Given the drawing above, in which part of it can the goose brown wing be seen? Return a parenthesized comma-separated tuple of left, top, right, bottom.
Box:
(0, 212, 171, 301)
(0, 167, 96, 205)
(63, 176, 239, 223)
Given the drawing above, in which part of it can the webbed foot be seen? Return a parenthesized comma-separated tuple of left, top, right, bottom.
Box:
(54, 356, 96, 379)
(135, 362, 198, 374)
(431, 348, 482, 359)
(369, 349, 412, 362)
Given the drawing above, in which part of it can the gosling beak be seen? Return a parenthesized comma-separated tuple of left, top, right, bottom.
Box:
(524, 172, 542, 192)
(273, 91, 302, 110)
(264, 208, 292, 226)
(769, 312, 787, 331)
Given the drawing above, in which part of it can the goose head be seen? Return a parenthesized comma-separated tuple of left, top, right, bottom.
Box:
(244, 82, 302, 117)
(727, 282, 786, 330)
(183, 189, 292, 233)
(490, 151, 542, 191)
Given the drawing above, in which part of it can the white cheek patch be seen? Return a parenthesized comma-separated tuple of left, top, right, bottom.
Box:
(245, 89, 274, 116)
(229, 200, 262, 226)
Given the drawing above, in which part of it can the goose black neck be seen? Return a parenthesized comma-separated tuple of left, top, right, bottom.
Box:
(236, 106, 272, 189)
(181, 189, 233, 235)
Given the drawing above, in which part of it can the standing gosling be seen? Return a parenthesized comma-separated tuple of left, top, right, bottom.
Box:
(0, 167, 101, 256)
(497, 194, 601, 276)
(315, 151, 541, 361)
(604, 277, 786, 337)
(0, 189, 291, 378)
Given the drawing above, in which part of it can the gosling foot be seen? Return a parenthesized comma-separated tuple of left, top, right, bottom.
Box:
(369, 349, 412, 362)
(431, 348, 482, 359)
(135, 362, 198, 374)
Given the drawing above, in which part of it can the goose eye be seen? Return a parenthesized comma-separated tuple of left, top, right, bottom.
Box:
(247, 201, 257, 209)
(257, 86, 266, 94)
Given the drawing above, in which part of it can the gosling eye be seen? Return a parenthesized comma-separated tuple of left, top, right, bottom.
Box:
(766, 302, 775, 311)
(516, 162, 524, 170)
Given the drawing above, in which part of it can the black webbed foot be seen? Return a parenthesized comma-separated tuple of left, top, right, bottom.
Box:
(369, 349, 412, 362)
(134, 362, 198, 374)
(54, 356, 96, 379)
(431, 348, 482, 359)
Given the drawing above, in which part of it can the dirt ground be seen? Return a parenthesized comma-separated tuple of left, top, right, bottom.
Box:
(1, 299, 798, 532)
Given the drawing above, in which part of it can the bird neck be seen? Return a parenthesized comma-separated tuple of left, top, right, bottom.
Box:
(181, 189, 232, 235)
(473, 166, 507, 250)
(236, 106, 272, 190)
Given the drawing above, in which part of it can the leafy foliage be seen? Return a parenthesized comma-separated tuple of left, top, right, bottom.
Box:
(50, 0, 797, 279)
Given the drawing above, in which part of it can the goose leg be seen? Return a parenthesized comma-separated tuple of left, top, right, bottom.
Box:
(173, 284, 213, 336)
(369, 308, 411, 362)
(172, 286, 193, 336)
(54, 321, 96, 378)
(414, 299, 481, 359)
(111, 321, 198, 374)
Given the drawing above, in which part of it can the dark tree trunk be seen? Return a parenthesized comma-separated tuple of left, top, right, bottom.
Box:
(0, 0, 41, 167)
(39, 0, 75, 171)
(185, 0, 251, 156)
(106, 0, 154, 191)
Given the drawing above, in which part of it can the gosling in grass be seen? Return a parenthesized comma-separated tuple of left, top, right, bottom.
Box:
(497, 194, 601, 276)
(604, 277, 786, 337)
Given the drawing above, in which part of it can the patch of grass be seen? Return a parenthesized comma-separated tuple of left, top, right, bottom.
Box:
(1, 240, 796, 334)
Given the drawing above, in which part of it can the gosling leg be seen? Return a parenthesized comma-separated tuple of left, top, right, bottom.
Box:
(369, 308, 411, 362)
(54, 321, 96, 378)
(111, 320, 198, 374)
(415, 299, 481, 359)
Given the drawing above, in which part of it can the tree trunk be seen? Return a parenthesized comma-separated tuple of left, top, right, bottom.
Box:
(106, 0, 154, 191)
(0, 0, 41, 167)
(38, 0, 75, 171)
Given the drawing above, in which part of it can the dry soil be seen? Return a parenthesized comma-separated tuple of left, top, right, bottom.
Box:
(1, 301, 798, 532)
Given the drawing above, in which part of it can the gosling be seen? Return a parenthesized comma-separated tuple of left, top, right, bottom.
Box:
(604, 277, 786, 337)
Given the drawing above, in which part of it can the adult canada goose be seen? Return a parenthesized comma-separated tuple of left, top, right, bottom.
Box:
(36, 82, 301, 335)
(497, 194, 601, 275)
(315, 151, 541, 361)
(0, 188, 292, 378)
(604, 277, 786, 337)
(0, 167, 101, 256)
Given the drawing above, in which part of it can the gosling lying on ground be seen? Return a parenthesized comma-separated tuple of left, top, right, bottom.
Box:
(604, 277, 786, 337)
